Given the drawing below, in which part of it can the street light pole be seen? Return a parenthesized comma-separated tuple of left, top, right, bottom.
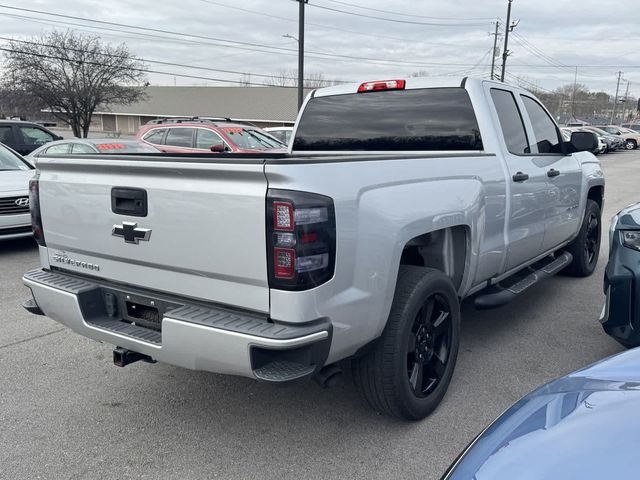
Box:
(296, 0, 308, 111)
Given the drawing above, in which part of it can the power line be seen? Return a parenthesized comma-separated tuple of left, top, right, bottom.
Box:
(505, 30, 604, 78)
(463, 47, 494, 77)
(307, 2, 491, 27)
(504, 72, 552, 93)
(0, 5, 503, 70)
(3, 7, 639, 76)
(197, 0, 488, 49)
(0, 36, 349, 84)
(319, 0, 496, 21)
(0, 45, 300, 87)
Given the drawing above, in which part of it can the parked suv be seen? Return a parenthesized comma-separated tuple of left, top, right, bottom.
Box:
(621, 123, 640, 133)
(0, 120, 62, 155)
(136, 117, 286, 154)
(595, 125, 640, 149)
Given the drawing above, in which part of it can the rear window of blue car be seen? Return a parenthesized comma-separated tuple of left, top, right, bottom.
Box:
(293, 87, 483, 151)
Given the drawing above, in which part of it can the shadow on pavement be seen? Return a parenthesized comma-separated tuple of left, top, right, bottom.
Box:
(0, 237, 38, 256)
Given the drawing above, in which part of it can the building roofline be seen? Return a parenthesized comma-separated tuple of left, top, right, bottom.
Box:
(92, 111, 295, 124)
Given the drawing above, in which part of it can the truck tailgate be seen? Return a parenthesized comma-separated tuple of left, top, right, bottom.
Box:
(37, 157, 269, 313)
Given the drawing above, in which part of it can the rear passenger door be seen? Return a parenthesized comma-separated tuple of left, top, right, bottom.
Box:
(489, 87, 550, 272)
(519, 95, 582, 251)
(161, 127, 195, 152)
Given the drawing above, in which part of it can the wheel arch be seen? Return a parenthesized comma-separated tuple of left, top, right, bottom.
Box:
(588, 185, 604, 210)
(400, 225, 470, 293)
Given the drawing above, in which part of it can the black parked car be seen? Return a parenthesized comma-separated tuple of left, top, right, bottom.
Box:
(602, 202, 640, 347)
(0, 120, 62, 155)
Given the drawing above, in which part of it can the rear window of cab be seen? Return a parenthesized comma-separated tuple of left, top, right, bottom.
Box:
(293, 87, 483, 151)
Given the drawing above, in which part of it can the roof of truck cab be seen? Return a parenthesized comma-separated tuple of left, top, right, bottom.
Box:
(312, 77, 473, 98)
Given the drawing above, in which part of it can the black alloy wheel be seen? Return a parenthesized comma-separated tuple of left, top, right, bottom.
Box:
(352, 266, 461, 420)
(584, 211, 600, 266)
(407, 294, 453, 398)
(563, 199, 601, 277)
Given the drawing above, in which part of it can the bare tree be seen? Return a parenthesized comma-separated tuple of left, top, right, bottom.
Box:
(239, 73, 253, 87)
(266, 69, 296, 87)
(266, 69, 336, 87)
(0, 84, 44, 120)
(303, 71, 334, 88)
(2, 31, 147, 137)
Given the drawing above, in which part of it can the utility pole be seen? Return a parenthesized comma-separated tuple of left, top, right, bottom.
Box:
(571, 66, 578, 118)
(490, 21, 500, 80)
(500, 0, 517, 82)
(296, 0, 308, 111)
(611, 71, 623, 124)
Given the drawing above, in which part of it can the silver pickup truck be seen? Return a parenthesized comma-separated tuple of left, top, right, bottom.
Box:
(23, 78, 604, 420)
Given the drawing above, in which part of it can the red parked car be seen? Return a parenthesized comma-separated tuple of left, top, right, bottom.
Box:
(135, 117, 287, 154)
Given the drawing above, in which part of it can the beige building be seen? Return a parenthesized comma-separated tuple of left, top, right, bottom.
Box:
(90, 86, 308, 135)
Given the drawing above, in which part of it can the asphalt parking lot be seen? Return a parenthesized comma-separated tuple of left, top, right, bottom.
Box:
(1, 151, 636, 480)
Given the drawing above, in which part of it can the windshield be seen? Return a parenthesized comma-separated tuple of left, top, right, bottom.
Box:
(0, 144, 32, 170)
(220, 127, 285, 149)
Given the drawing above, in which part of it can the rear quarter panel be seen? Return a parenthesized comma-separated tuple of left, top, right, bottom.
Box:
(266, 154, 506, 362)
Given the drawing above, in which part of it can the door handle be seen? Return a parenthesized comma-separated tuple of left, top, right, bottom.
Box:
(512, 172, 529, 182)
(547, 168, 560, 178)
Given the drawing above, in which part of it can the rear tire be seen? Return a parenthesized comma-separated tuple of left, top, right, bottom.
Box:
(562, 199, 601, 277)
(352, 266, 460, 421)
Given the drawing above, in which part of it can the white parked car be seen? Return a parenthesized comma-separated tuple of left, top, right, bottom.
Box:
(0, 143, 34, 240)
(26, 138, 159, 164)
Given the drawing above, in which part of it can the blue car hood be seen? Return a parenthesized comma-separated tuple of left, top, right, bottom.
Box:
(445, 348, 640, 480)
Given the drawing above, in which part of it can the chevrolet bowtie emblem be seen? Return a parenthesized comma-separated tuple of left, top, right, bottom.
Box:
(112, 222, 152, 244)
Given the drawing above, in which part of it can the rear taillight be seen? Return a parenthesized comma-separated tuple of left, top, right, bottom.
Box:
(267, 190, 336, 290)
(29, 176, 46, 246)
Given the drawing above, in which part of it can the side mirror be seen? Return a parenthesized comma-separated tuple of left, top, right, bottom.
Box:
(210, 143, 225, 153)
(53, 135, 64, 141)
(570, 131, 598, 153)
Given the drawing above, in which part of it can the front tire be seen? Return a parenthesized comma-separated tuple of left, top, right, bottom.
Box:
(352, 266, 461, 421)
(563, 199, 601, 277)
(625, 139, 637, 150)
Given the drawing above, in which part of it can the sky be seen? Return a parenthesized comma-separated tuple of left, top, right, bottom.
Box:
(1, 0, 639, 96)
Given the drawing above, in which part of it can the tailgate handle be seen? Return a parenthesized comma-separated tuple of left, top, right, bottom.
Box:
(111, 187, 148, 217)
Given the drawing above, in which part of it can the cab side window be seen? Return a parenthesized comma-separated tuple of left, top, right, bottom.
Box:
(490, 88, 530, 155)
(520, 96, 563, 154)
